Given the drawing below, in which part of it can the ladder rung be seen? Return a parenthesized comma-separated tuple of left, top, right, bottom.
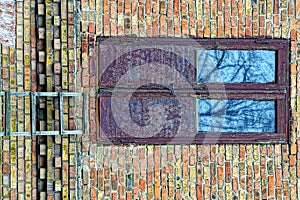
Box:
(62, 130, 83, 134)
(35, 131, 60, 135)
(10, 92, 31, 96)
(61, 92, 84, 97)
(35, 92, 59, 97)
(10, 132, 31, 136)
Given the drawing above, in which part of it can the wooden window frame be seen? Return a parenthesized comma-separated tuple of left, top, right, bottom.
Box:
(97, 37, 290, 144)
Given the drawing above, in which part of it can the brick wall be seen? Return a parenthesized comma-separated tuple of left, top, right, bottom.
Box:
(0, 0, 299, 199)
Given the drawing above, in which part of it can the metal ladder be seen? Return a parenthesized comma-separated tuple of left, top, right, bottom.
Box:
(0, 92, 89, 136)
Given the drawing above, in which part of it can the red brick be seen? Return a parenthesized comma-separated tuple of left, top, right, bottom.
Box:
(138, 178, 146, 191)
(3, 152, 9, 162)
(132, 2, 138, 14)
(54, 157, 61, 167)
(282, 145, 289, 161)
(245, 28, 251, 37)
(291, 143, 297, 154)
(47, 195, 53, 200)
(232, 178, 238, 193)
(126, 192, 132, 200)
(225, 162, 231, 183)
(217, 167, 224, 179)
(274, 0, 279, 14)
(138, 6, 144, 20)
(268, 176, 275, 196)
(103, 15, 110, 25)
(2, 163, 9, 174)
(290, 155, 296, 166)
(289, 1, 295, 15)
(174, 0, 179, 15)
(259, 28, 265, 37)
(204, 27, 210, 37)
(290, 29, 297, 41)
(146, 1, 151, 14)
(103, 0, 109, 14)
(90, 188, 97, 198)
(154, 180, 160, 197)
(112, 193, 118, 200)
(89, 22, 95, 33)
(110, 3, 117, 19)
(196, 184, 202, 199)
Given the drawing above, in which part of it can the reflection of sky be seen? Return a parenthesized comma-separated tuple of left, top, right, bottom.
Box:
(198, 100, 275, 132)
(197, 50, 275, 83)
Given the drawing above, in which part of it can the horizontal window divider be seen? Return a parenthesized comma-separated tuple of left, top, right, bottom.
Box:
(195, 93, 286, 100)
(100, 84, 287, 90)
(99, 92, 286, 100)
(35, 92, 59, 97)
(98, 88, 286, 93)
(194, 89, 286, 94)
(97, 133, 287, 145)
(194, 84, 288, 90)
(99, 88, 177, 94)
(36, 92, 86, 97)
(99, 87, 287, 95)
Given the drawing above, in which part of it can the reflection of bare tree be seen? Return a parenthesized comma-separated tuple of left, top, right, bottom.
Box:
(198, 50, 275, 83)
(198, 100, 275, 132)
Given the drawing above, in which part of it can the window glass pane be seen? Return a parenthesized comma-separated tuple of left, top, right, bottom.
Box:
(197, 100, 275, 132)
(197, 50, 275, 83)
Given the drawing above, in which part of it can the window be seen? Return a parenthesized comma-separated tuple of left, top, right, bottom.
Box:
(97, 37, 289, 144)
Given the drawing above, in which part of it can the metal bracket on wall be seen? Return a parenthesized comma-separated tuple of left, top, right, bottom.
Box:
(1, 92, 88, 136)
(0, 92, 5, 136)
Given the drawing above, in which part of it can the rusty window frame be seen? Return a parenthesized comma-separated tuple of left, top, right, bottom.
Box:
(97, 37, 290, 144)
(192, 39, 290, 144)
